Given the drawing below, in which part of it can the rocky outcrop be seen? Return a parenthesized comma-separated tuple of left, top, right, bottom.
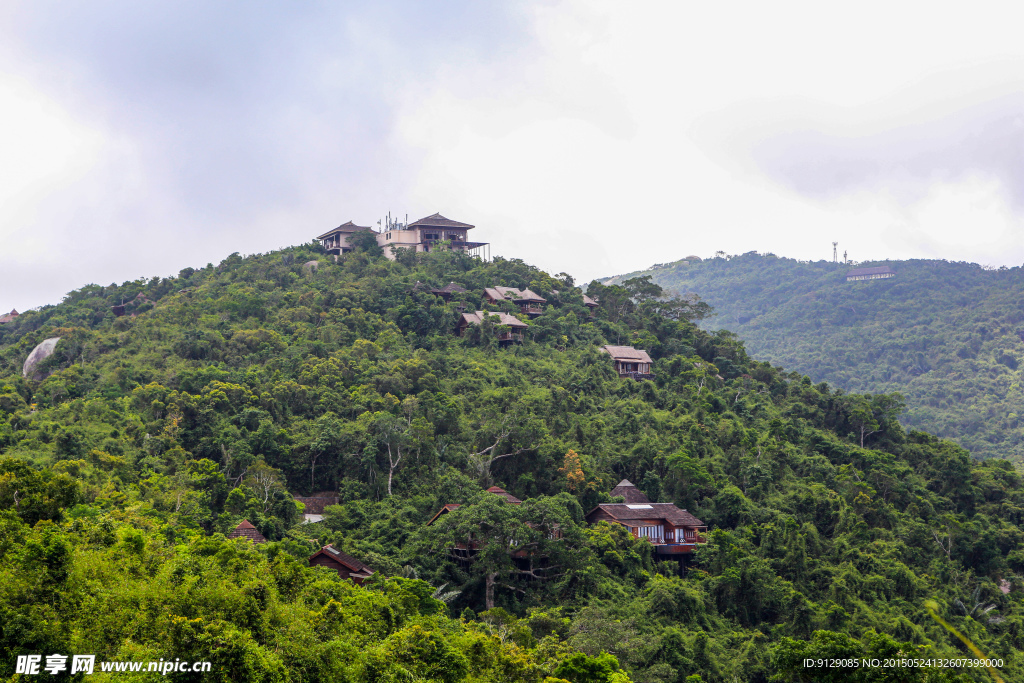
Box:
(23, 337, 61, 381)
(303, 260, 320, 274)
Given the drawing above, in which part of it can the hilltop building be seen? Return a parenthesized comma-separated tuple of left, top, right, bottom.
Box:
(847, 266, 896, 282)
(586, 480, 706, 555)
(317, 213, 489, 261)
(226, 520, 267, 544)
(308, 545, 376, 584)
(316, 221, 374, 256)
(0, 309, 18, 324)
(601, 345, 654, 380)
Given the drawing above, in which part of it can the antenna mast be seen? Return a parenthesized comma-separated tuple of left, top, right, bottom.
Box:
(832, 242, 838, 263)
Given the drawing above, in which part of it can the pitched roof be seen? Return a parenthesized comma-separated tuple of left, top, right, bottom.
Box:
(434, 282, 468, 295)
(582, 295, 599, 308)
(227, 519, 268, 543)
(0, 309, 18, 324)
(310, 544, 375, 576)
(609, 479, 652, 504)
(601, 345, 653, 363)
(591, 503, 705, 527)
(316, 220, 374, 240)
(847, 266, 895, 277)
(460, 311, 530, 329)
(407, 213, 475, 230)
(486, 286, 546, 304)
(486, 486, 523, 504)
(426, 503, 461, 526)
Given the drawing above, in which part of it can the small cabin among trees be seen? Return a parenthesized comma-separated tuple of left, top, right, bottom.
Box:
(458, 311, 529, 344)
(846, 266, 896, 282)
(293, 492, 339, 523)
(586, 480, 706, 555)
(308, 544, 376, 584)
(601, 346, 654, 380)
(484, 286, 547, 318)
(226, 520, 267, 544)
(0, 309, 18, 324)
(426, 486, 522, 526)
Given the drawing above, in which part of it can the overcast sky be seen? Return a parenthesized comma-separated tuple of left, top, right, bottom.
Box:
(4, 1, 1024, 311)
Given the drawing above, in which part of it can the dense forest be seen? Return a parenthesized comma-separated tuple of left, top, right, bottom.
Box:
(1, 241, 1023, 682)
(609, 253, 1024, 462)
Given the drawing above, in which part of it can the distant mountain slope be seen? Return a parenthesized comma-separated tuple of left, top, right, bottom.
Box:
(607, 253, 1024, 461)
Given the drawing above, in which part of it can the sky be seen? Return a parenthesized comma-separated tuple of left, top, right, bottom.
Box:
(4, 1, 1024, 311)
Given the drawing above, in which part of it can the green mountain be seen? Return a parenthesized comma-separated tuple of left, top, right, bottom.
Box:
(607, 253, 1024, 462)
(1, 243, 1023, 682)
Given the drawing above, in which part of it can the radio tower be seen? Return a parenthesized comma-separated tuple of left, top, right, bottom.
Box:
(832, 242, 838, 263)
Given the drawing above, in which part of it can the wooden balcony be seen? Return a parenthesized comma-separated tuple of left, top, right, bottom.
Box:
(497, 331, 524, 344)
(519, 305, 544, 317)
(620, 371, 655, 381)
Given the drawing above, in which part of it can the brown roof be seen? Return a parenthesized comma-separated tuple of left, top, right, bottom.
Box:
(316, 220, 374, 240)
(847, 266, 895, 277)
(582, 295, 599, 308)
(589, 503, 705, 528)
(309, 544, 375, 576)
(294, 493, 339, 515)
(609, 479, 651, 504)
(407, 213, 475, 230)
(433, 282, 468, 296)
(426, 503, 461, 526)
(227, 519, 268, 544)
(460, 311, 529, 329)
(0, 309, 18, 324)
(486, 286, 546, 304)
(486, 486, 523, 504)
(601, 345, 653, 363)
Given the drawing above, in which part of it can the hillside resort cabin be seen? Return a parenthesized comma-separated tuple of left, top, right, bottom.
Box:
(0, 309, 18, 324)
(413, 281, 469, 301)
(378, 213, 489, 260)
(602, 345, 654, 380)
(484, 286, 547, 318)
(586, 480, 706, 555)
(582, 295, 599, 315)
(458, 311, 529, 344)
(427, 487, 523, 527)
(308, 545, 376, 584)
(847, 266, 896, 282)
(227, 520, 267, 544)
(316, 220, 374, 256)
(293, 492, 339, 523)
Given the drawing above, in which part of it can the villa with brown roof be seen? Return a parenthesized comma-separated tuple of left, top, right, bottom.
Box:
(484, 286, 547, 318)
(426, 486, 522, 526)
(226, 520, 267, 544)
(308, 544, 376, 584)
(458, 311, 529, 344)
(0, 309, 18, 324)
(316, 221, 374, 256)
(602, 345, 654, 380)
(378, 213, 489, 260)
(586, 480, 706, 555)
(293, 492, 339, 523)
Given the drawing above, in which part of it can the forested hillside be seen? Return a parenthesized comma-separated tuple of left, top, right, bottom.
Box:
(608, 254, 1024, 462)
(1, 242, 1023, 682)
